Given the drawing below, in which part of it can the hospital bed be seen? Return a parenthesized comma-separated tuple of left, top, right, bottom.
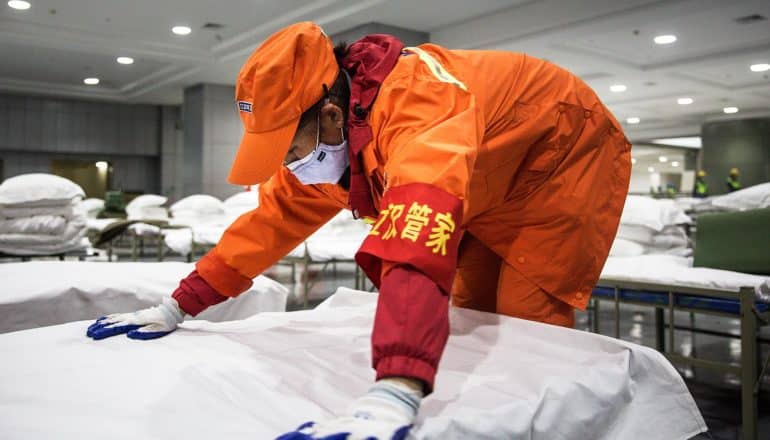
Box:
(0, 288, 706, 440)
(590, 254, 770, 440)
(0, 261, 288, 334)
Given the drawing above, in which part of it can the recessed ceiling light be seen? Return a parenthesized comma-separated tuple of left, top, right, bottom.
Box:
(723, 106, 739, 114)
(626, 117, 641, 124)
(749, 63, 770, 72)
(631, 157, 637, 165)
(7, 1, 31, 10)
(610, 84, 627, 93)
(654, 34, 677, 45)
(172, 25, 192, 36)
(677, 97, 693, 105)
(658, 156, 668, 163)
(648, 166, 655, 173)
(95, 161, 108, 170)
(83, 77, 100, 85)
(671, 161, 680, 167)
(116, 56, 134, 65)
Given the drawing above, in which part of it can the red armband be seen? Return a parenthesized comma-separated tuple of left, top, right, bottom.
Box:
(355, 183, 463, 294)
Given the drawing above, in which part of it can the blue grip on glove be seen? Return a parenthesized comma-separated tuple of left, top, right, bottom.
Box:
(86, 298, 184, 341)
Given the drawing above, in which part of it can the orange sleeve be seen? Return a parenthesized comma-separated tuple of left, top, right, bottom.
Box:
(356, 70, 484, 292)
(379, 75, 483, 204)
(197, 167, 346, 297)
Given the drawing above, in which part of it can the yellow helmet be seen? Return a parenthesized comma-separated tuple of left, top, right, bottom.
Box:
(697, 170, 706, 178)
(730, 167, 740, 176)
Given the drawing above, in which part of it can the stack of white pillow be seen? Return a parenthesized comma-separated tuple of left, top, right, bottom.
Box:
(610, 195, 693, 257)
(0, 174, 88, 255)
(125, 194, 168, 221)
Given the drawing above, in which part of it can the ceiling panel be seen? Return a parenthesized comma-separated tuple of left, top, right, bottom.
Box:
(0, 40, 168, 88)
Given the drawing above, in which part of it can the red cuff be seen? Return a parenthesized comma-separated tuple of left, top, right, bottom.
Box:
(172, 270, 228, 316)
(196, 250, 253, 297)
(376, 355, 437, 394)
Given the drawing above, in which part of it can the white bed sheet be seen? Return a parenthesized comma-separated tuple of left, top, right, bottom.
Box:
(0, 288, 705, 440)
(601, 255, 770, 301)
(0, 261, 288, 333)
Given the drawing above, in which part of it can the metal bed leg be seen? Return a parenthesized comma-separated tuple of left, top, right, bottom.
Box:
(654, 308, 665, 352)
(614, 287, 620, 338)
(593, 300, 600, 334)
(131, 234, 138, 261)
(303, 258, 310, 310)
(157, 234, 164, 262)
(668, 291, 675, 357)
(739, 287, 758, 440)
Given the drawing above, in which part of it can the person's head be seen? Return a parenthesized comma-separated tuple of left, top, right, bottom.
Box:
(729, 167, 740, 177)
(283, 44, 350, 166)
(697, 170, 706, 178)
(228, 22, 350, 186)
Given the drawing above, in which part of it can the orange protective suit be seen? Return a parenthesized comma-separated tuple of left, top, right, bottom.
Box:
(193, 38, 630, 391)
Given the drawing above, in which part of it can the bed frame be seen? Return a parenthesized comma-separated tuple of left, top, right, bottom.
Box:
(280, 242, 366, 309)
(589, 278, 769, 440)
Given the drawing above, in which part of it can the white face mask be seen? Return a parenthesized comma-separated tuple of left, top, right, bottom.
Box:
(286, 114, 349, 185)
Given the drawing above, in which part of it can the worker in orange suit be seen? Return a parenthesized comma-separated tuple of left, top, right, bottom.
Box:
(87, 22, 631, 439)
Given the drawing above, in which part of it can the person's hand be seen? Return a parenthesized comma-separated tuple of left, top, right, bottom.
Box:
(275, 418, 410, 440)
(86, 297, 185, 340)
(275, 378, 422, 440)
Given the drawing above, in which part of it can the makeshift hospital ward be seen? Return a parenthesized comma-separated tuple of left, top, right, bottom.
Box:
(2, 2, 770, 439)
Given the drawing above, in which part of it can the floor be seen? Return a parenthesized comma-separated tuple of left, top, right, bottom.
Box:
(264, 261, 770, 440)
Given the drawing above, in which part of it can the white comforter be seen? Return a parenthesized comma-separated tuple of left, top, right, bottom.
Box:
(600, 255, 770, 301)
(0, 288, 705, 440)
(0, 261, 288, 333)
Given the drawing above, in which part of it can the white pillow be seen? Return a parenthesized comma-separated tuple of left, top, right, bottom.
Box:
(710, 182, 770, 211)
(620, 196, 692, 231)
(0, 174, 85, 206)
(126, 194, 167, 212)
(76, 198, 105, 219)
(170, 195, 224, 215)
(609, 238, 646, 257)
(223, 190, 259, 209)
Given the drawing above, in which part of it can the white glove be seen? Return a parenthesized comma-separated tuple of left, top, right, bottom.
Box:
(276, 377, 423, 440)
(86, 297, 185, 340)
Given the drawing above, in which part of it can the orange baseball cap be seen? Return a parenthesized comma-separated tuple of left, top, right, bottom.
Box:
(228, 22, 339, 185)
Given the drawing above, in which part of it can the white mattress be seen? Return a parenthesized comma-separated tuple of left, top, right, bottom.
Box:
(287, 222, 369, 262)
(0, 288, 705, 440)
(0, 261, 288, 333)
(600, 255, 770, 301)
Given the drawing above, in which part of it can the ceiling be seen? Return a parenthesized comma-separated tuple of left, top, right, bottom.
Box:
(1, 0, 769, 141)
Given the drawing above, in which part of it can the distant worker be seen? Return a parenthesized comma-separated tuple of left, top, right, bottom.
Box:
(693, 170, 708, 198)
(666, 183, 677, 198)
(726, 168, 741, 192)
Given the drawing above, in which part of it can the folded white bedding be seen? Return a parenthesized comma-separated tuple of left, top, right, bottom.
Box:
(600, 255, 770, 301)
(0, 288, 706, 440)
(0, 215, 67, 235)
(0, 204, 75, 219)
(127, 206, 168, 221)
(163, 225, 225, 255)
(0, 261, 288, 333)
(0, 234, 88, 256)
(0, 216, 85, 245)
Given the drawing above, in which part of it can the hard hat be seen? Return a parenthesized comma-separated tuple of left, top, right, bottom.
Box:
(697, 170, 706, 178)
(729, 167, 739, 176)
